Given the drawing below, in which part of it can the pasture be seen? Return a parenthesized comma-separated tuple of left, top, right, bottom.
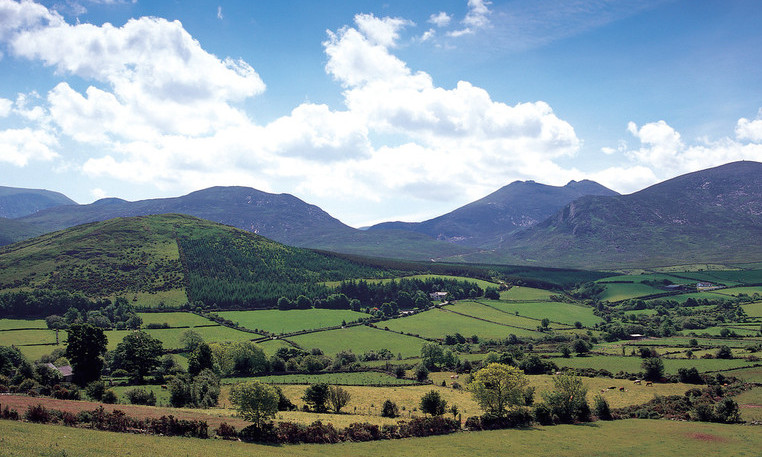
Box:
(217, 309, 367, 334)
(549, 355, 756, 374)
(223, 371, 417, 386)
(597, 282, 665, 302)
(499, 286, 555, 301)
(479, 299, 602, 326)
(383, 308, 542, 339)
(0, 318, 47, 330)
(2, 418, 761, 457)
(445, 301, 562, 329)
(137, 312, 215, 328)
(287, 325, 426, 357)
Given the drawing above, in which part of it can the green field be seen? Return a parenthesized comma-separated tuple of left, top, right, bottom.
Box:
(678, 326, 760, 337)
(499, 286, 555, 301)
(598, 282, 666, 302)
(217, 309, 368, 334)
(383, 308, 542, 340)
(742, 302, 762, 318)
(137, 312, 216, 328)
(1, 419, 760, 457)
(0, 328, 63, 347)
(479, 299, 602, 326)
(103, 326, 255, 350)
(549, 355, 756, 374)
(287, 325, 426, 358)
(0, 319, 47, 330)
(223, 371, 417, 386)
(446, 301, 559, 329)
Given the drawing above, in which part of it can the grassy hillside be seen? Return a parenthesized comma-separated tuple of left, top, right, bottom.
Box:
(0, 214, 400, 308)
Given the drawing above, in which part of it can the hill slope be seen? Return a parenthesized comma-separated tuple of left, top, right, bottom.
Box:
(0, 214, 400, 307)
(462, 161, 762, 268)
(0, 186, 76, 219)
(369, 180, 618, 248)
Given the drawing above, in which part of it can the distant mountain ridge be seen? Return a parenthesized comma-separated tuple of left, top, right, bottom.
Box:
(0, 186, 76, 219)
(370, 179, 618, 247)
(461, 161, 762, 268)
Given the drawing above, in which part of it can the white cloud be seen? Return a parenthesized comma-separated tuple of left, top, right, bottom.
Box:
(0, 3, 583, 225)
(217, 6, 223, 20)
(428, 12, 452, 27)
(420, 28, 435, 42)
(609, 117, 762, 187)
(0, 97, 11, 116)
(0, 127, 58, 166)
(449, 0, 491, 37)
(736, 112, 762, 142)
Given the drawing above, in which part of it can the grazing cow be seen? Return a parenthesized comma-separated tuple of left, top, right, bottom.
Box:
(608, 386, 617, 390)
(450, 375, 455, 379)
(633, 380, 642, 385)
(619, 387, 626, 392)
(645, 381, 653, 387)
(161, 385, 168, 390)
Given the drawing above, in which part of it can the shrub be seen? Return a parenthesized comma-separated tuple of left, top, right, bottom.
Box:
(381, 399, 399, 418)
(400, 416, 459, 437)
(102, 389, 118, 404)
(344, 422, 381, 441)
(215, 422, 238, 440)
(86, 381, 106, 401)
(25, 404, 52, 423)
(714, 398, 740, 423)
(593, 395, 612, 420)
(420, 390, 447, 416)
(125, 387, 157, 406)
(2, 405, 19, 420)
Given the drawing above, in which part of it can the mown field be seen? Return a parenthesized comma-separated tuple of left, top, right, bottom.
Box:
(479, 299, 602, 326)
(287, 325, 426, 357)
(217, 309, 367, 334)
(383, 308, 542, 339)
(1, 419, 760, 457)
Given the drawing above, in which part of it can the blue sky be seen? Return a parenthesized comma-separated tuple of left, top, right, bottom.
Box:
(1, 0, 761, 226)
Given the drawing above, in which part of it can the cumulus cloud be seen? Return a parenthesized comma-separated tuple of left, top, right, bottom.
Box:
(605, 117, 762, 191)
(0, 97, 11, 116)
(428, 12, 452, 27)
(0, 127, 58, 166)
(0, 2, 582, 224)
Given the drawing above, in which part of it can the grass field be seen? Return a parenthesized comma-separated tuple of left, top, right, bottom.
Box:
(723, 366, 762, 383)
(125, 289, 189, 308)
(103, 325, 255, 350)
(549, 355, 756, 374)
(499, 286, 555, 301)
(217, 309, 368, 334)
(0, 318, 47, 330)
(1, 418, 760, 457)
(479, 299, 602, 326)
(223, 371, 417, 386)
(445, 301, 562, 329)
(742, 302, 762, 318)
(734, 387, 762, 422)
(0, 328, 63, 347)
(137, 312, 216, 328)
(598, 282, 666, 302)
(677, 326, 761, 337)
(383, 308, 542, 340)
(287, 325, 426, 358)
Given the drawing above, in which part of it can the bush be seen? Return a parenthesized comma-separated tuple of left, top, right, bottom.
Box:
(593, 395, 612, 420)
(381, 399, 399, 418)
(677, 367, 703, 384)
(714, 398, 740, 423)
(86, 381, 106, 401)
(1, 405, 20, 420)
(400, 416, 459, 437)
(125, 387, 157, 406)
(420, 390, 447, 416)
(102, 389, 118, 404)
(215, 422, 238, 440)
(344, 422, 381, 441)
(25, 404, 52, 423)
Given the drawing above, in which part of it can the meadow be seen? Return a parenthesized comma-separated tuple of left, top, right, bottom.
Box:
(548, 354, 757, 374)
(382, 308, 542, 339)
(287, 324, 426, 357)
(1, 419, 760, 457)
(478, 299, 602, 326)
(223, 371, 417, 386)
(217, 309, 367, 334)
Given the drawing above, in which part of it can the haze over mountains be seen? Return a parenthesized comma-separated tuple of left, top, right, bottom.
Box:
(1, 160, 761, 269)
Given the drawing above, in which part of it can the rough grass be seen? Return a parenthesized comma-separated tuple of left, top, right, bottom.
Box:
(445, 301, 561, 329)
(2, 418, 761, 457)
(103, 326, 255, 350)
(217, 309, 368, 334)
(383, 308, 542, 340)
(286, 325, 426, 357)
(598, 282, 666, 302)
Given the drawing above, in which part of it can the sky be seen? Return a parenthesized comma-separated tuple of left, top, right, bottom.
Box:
(1, 0, 761, 227)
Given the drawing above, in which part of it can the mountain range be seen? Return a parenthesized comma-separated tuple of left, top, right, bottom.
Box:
(1, 160, 761, 269)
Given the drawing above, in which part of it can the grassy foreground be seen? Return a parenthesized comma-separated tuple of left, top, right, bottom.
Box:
(1, 419, 761, 457)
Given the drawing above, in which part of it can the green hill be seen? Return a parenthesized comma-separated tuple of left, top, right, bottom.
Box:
(0, 214, 399, 308)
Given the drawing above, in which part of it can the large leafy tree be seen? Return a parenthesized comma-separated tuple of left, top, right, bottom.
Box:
(112, 331, 163, 383)
(327, 385, 351, 413)
(542, 372, 590, 423)
(468, 363, 528, 417)
(302, 383, 330, 412)
(419, 390, 448, 416)
(65, 323, 107, 386)
(229, 381, 279, 430)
